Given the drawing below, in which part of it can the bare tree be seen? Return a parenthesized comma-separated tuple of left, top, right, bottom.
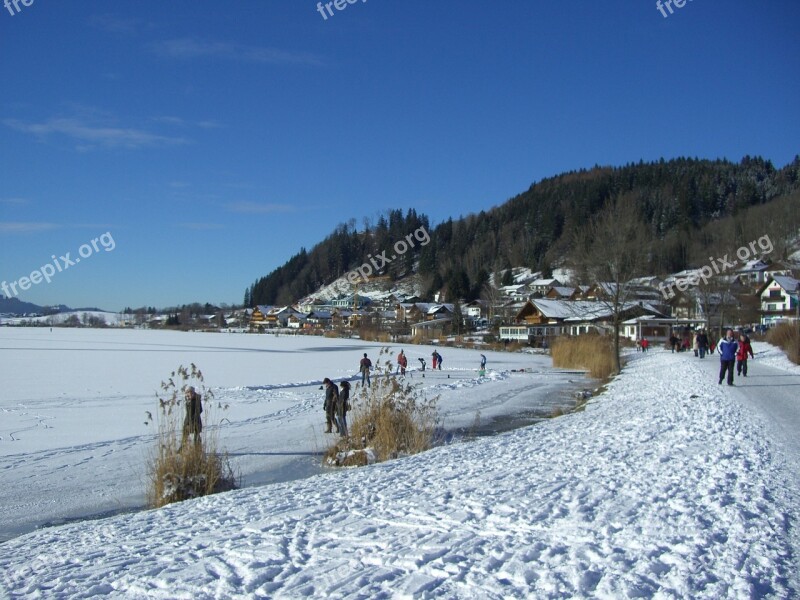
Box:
(570, 194, 650, 373)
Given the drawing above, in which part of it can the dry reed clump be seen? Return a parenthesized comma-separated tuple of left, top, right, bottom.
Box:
(145, 364, 237, 508)
(551, 334, 616, 379)
(766, 322, 800, 364)
(326, 348, 440, 467)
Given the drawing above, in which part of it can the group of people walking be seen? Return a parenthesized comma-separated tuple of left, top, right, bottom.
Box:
(716, 329, 754, 386)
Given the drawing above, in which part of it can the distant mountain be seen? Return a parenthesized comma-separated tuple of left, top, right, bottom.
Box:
(0, 296, 46, 315)
(247, 156, 800, 306)
(0, 297, 86, 316)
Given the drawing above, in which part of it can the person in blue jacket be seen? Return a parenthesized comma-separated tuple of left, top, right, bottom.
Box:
(716, 329, 739, 386)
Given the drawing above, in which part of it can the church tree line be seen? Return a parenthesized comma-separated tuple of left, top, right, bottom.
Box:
(246, 156, 800, 307)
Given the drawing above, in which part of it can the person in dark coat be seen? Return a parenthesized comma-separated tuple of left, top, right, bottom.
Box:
(337, 380, 351, 437)
(418, 357, 426, 371)
(359, 353, 372, 387)
(717, 329, 739, 386)
(697, 330, 709, 359)
(182, 386, 203, 448)
(323, 378, 340, 433)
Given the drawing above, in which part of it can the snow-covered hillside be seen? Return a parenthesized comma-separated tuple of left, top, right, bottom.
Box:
(2, 344, 798, 598)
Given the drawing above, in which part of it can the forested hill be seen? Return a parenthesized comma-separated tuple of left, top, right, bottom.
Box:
(246, 156, 800, 306)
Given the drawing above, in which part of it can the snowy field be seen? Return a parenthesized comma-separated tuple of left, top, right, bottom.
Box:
(1, 340, 799, 597)
(0, 328, 585, 542)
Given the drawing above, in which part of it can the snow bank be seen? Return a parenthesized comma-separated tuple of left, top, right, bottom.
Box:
(1, 350, 797, 598)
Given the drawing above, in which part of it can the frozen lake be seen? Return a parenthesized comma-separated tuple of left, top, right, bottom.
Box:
(0, 328, 589, 542)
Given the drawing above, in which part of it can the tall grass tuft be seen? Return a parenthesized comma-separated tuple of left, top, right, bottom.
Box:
(551, 334, 616, 379)
(326, 348, 440, 466)
(766, 322, 800, 364)
(145, 364, 237, 508)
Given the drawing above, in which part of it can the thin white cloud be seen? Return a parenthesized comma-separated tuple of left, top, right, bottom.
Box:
(150, 38, 323, 66)
(179, 222, 225, 230)
(4, 118, 188, 149)
(0, 222, 60, 233)
(150, 116, 187, 126)
(226, 201, 294, 214)
(87, 14, 142, 35)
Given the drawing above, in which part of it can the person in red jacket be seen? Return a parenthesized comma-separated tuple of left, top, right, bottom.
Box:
(640, 337, 649, 352)
(736, 333, 754, 377)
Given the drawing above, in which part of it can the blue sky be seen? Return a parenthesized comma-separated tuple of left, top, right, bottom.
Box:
(1, 0, 798, 311)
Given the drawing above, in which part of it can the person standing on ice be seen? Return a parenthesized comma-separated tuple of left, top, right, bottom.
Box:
(181, 386, 203, 448)
(480, 354, 487, 370)
(418, 357, 426, 371)
(322, 378, 340, 433)
(736, 333, 754, 377)
(359, 353, 372, 387)
(717, 329, 739, 386)
(431, 351, 438, 370)
(337, 380, 351, 437)
(397, 350, 407, 376)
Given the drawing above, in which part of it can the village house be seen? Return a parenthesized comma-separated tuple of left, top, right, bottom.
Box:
(527, 278, 561, 297)
(499, 298, 668, 343)
(757, 275, 799, 325)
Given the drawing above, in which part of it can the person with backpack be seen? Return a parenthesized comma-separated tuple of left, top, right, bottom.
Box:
(359, 353, 372, 387)
(736, 333, 754, 377)
(336, 380, 351, 437)
(717, 329, 739, 386)
(323, 378, 340, 433)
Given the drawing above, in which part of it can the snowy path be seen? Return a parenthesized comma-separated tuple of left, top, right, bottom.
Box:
(1, 348, 798, 598)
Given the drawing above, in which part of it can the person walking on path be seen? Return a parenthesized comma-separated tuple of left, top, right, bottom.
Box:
(181, 386, 203, 449)
(641, 338, 649, 353)
(697, 330, 709, 359)
(736, 333, 755, 377)
(323, 378, 340, 433)
(359, 353, 372, 388)
(336, 380, 351, 437)
(717, 329, 739, 386)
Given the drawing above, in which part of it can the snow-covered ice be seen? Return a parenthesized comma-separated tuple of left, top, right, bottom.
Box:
(0, 328, 583, 542)
(1, 335, 798, 598)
